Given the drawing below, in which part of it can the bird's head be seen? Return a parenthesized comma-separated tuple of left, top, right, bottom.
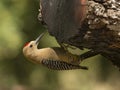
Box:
(23, 33, 44, 57)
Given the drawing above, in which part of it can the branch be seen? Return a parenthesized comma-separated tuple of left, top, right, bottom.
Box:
(39, 0, 120, 70)
(73, 0, 120, 69)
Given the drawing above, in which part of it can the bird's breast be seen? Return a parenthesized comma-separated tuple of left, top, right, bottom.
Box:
(36, 48, 60, 62)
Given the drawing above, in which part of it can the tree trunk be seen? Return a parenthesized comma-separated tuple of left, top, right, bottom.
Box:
(39, 0, 120, 70)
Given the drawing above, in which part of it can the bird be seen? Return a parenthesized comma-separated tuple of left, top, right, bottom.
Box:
(23, 33, 88, 70)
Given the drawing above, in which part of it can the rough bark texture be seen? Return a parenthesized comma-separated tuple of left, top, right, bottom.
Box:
(39, 0, 120, 70)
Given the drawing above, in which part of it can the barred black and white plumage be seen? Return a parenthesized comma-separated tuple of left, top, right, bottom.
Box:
(41, 59, 88, 70)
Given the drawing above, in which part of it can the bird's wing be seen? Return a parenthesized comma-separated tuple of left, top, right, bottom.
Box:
(41, 59, 88, 70)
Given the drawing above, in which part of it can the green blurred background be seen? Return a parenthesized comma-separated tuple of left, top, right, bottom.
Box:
(0, 0, 120, 90)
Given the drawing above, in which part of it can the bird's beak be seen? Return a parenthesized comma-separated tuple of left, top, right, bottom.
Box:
(35, 33, 45, 44)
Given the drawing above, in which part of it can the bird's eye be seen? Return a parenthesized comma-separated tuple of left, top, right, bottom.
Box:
(30, 45, 33, 48)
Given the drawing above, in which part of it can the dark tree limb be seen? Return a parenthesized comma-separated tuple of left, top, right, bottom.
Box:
(74, 0, 120, 69)
(39, 0, 120, 70)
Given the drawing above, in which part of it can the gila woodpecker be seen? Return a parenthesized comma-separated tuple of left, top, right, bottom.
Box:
(23, 33, 88, 70)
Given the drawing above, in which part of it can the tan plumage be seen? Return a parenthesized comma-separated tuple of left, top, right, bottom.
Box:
(23, 33, 88, 70)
